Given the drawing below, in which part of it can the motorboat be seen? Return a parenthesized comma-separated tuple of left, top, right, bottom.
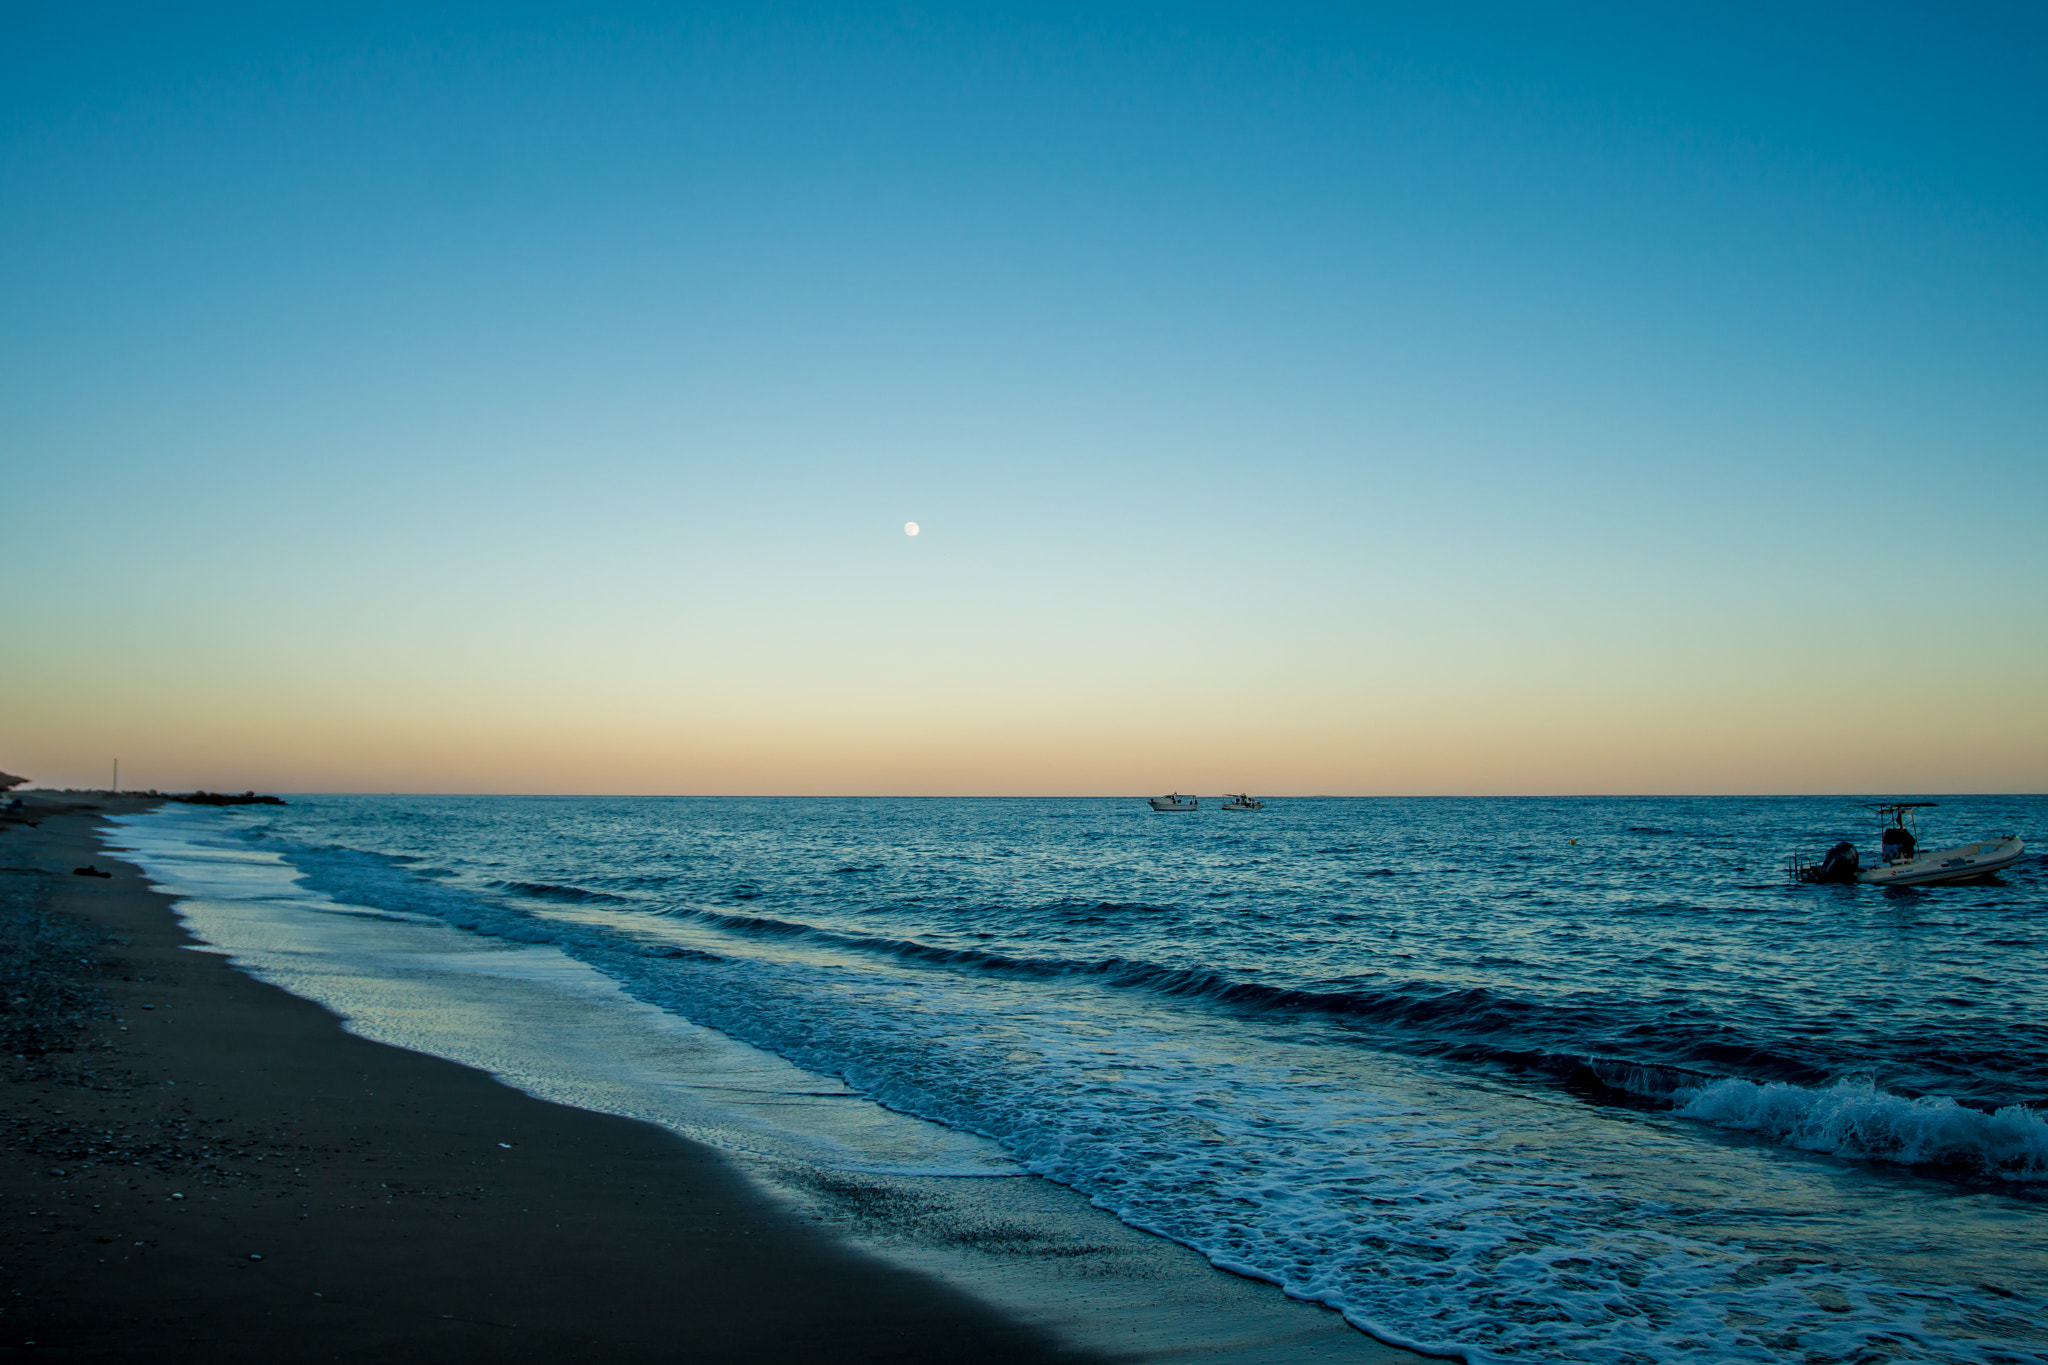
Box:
(1221, 793, 1265, 811)
(1148, 793, 1199, 812)
(1793, 803, 2027, 887)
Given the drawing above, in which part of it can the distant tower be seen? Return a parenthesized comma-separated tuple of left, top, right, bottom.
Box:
(112, 758, 119, 793)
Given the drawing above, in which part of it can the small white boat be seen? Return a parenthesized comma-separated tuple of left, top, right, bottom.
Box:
(1221, 793, 1265, 811)
(1858, 835, 2026, 886)
(1794, 803, 2027, 887)
(1148, 793, 1198, 812)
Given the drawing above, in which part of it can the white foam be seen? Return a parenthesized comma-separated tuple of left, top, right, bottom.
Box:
(1676, 1076, 2048, 1177)
(560, 905, 2048, 1364)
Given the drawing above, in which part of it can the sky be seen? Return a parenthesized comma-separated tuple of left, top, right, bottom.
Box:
(3, 3, 2044, 795)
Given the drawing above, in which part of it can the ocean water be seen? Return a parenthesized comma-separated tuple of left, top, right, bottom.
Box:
(108, 795, 2048, 1363)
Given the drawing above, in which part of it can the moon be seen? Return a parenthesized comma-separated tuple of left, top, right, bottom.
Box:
(904, 521, 920, 536)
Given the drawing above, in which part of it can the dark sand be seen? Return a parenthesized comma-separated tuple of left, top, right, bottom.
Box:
(0, 797, 1099, 1363)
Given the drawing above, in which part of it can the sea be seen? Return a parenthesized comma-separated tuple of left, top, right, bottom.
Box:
(106, 794, 2048, 1364)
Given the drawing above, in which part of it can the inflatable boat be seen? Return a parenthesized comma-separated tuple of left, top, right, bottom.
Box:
(1793, 803, 2027, 887)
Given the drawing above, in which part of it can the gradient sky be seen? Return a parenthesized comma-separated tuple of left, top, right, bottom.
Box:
(5, 3, 2044, 795)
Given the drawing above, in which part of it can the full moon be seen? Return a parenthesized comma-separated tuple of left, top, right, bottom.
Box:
(904, 521, 919, 536)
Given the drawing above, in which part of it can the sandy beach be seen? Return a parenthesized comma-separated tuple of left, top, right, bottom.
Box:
(1, 796, 1424, 1364)
(0, 796, 1102, 1362)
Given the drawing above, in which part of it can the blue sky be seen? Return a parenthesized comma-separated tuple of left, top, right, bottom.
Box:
(5, 4, 2044, 793)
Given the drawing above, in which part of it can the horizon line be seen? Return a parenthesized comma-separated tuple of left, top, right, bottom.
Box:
(33, 788, 2047, 802)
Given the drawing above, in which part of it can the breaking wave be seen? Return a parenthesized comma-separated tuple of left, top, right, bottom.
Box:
(1676, 1076, 2048, 1178)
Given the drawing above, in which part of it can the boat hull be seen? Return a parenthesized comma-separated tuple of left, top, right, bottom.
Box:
(1148, 798, 1197, 812)
(1857, 836, 2026, 887)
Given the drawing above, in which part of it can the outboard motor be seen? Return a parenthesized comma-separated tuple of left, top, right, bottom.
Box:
(1800, 841, 1861, 884)
(1881, 826, 1917, 863)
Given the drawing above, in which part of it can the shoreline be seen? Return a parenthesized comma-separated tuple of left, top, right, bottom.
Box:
(3, 795, 1428, 1363)
(0, 796, 1095, 1362)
